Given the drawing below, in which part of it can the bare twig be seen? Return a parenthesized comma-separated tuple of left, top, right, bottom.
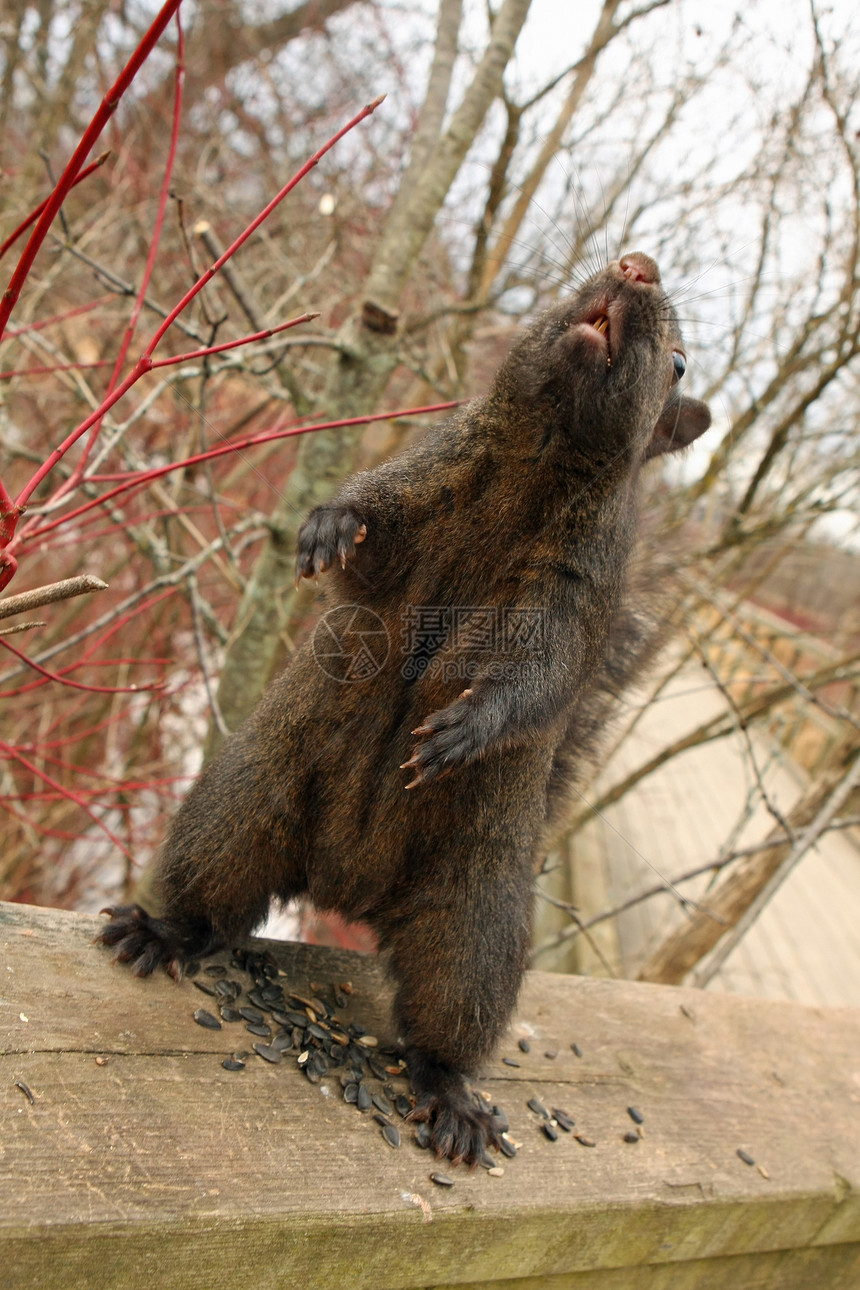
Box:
(0, 575, 108, 621)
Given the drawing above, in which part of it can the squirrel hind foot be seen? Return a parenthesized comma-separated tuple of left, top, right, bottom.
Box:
(407, 1090, 502, 1168)
(95, 903, 193, 980)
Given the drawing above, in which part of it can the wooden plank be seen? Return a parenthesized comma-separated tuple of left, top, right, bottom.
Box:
(2, 900, 859, 1290)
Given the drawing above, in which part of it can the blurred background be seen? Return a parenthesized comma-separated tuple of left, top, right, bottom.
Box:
(1, 0, 858, 1001)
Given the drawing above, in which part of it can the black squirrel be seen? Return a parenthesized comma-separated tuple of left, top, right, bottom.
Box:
(98, 252, 711, 1165)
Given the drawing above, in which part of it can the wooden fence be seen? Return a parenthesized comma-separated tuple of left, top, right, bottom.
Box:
(2, 901, 859, 1288)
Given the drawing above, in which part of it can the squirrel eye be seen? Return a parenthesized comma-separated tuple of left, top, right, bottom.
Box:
(672, 351, 686, 383)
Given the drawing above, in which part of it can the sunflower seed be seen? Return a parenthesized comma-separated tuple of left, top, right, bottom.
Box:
(246, 1022, 272, 1038)
(430, 1171, 454, 1186)
(627, 1106, 644, 1125)
(193, 1008, 221, 1030)
(253, 1043, 281, 1064)
(221, 1058, 245, 1071)
(381, 1123, 401, 1148)
(414, 1123, 432, 1149)
(215, 979, 241, 1000)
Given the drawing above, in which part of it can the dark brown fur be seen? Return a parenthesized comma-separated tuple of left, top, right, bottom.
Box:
(98, 253, 711, 1165)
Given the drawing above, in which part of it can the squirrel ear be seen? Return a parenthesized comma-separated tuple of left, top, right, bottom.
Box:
(646, 393, 711, 458)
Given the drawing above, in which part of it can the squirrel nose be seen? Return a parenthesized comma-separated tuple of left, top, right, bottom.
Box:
(619, 253, 660, 285)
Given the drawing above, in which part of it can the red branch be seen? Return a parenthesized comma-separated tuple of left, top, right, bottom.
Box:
(0, 0, 182, 340)
(62, 11, 186, 493)
(0, 154, 111, 264)
(0, 736, 136, 862)
(0, 93, 385, 589)
(0, 633, 165, 696)
(20, 401, 461, 546)
(145, 94, 386, 356)
(1, 294, 115, 341)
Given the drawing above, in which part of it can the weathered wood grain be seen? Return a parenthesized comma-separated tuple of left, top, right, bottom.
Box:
(1, 901, 859, 1289)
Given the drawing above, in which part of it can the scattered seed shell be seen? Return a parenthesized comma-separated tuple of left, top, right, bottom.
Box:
(382, 1124, 401, 1148)
(623, 1131, 640, 1143)
(527, 1097, 549, 1118)
(542, 1122, 559, 1142)
(222, 1058, 245, 1071)
(518, 1038, 531, 1053)
(430, 1171, 454, 1187)
(193, 1008, 222, 1030)
(575, 1134, 596, 1147)
(414, 1123, 432, 1149)
(253, 1043, 282, 1064)
(571, 1042, 583, 1058)
(502, 1057, 520, 1068)
(737, 1148, 755, 1166)
(627, 1106, 645, 1125)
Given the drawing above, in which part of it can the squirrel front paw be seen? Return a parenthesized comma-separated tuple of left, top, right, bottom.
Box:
(401, 689, 481, 788)
(296, 505, 367, 585)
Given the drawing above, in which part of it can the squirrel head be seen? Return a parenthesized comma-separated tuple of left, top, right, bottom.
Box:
(491, 253, 711, 464)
